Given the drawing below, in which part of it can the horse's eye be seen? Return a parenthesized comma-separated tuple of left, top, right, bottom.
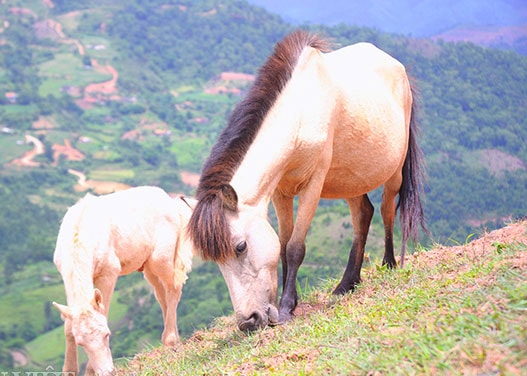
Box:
(235, 241, 247, 256)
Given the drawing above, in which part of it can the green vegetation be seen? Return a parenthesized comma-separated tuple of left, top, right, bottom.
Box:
(0, 0, 526, 370)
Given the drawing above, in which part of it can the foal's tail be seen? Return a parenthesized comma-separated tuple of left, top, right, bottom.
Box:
(398, 84, 428, 267)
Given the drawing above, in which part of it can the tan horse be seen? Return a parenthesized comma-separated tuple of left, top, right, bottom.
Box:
(53, 186, 195, 375)
(188, 30, 427, 331)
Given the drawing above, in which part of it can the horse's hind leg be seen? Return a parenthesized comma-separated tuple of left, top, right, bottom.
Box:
(381, 175, 402, 268)
(333, 194, 374, 295)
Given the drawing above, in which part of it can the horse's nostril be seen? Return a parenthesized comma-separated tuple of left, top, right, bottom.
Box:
(238, 312, 263, 332)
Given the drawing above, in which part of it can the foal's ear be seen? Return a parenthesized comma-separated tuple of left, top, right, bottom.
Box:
(91, 288, 105, 313)
(221, 184, 238, 212)
(53, 302, 72, 320)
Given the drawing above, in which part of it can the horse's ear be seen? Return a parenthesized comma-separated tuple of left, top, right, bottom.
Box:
(179, 195, 197, 210)
(92, 288, 105, 313)
(53, 302, 72, 320)
(221, 184, 238, 211)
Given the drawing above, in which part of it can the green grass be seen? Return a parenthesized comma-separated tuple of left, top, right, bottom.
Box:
(0, 282, 66, 353)
(117, 222, 527, 375)
(0, 134, 30, 164)
(170, 136, 208, 171)
(88, 168, 135, 181)
(2, 104, 39, 114)
(175, 91, 236, 104)
(38, 53, 112, 96)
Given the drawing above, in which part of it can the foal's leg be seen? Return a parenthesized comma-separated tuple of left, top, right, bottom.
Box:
(333, 194, 374, 295)
(144, 265, 181, 347)
(89, 272, 118, 376)
(144, 268, 168, 323)
(160, 280, 182, 347)
(381, 174, 403, 268)
(94, 273, 119, 317)
(62, 318, 79, 374)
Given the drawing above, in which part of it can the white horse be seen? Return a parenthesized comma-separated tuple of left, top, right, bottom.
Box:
(53, 186, 195, 375)
(188, 30, 427, 331)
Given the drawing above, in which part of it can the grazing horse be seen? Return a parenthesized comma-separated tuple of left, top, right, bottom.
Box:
(53, 186, 195, 375)
(188, 30, 426, 331)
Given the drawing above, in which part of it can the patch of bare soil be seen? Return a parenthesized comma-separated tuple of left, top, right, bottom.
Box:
(121, 118, 170, 141)
(408, 221, 527, 268)
(204, 71, 255, 95)
(52, 139, 85, 164)
(180, 171, 200, 188)
(8, 7, 38, 18)
(407, 221, 527, 282)
(10, 350, 27, 367)
(32, 116, 55, 129)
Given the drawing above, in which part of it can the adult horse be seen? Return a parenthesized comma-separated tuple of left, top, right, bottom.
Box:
(53, 186, 195, 375)
(188, 30, 426, 331)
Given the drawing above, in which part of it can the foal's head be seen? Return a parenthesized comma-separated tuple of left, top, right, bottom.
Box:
(54, 289, 114, 375)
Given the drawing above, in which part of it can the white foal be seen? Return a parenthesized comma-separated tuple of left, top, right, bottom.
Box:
(53, 186, 195, 375)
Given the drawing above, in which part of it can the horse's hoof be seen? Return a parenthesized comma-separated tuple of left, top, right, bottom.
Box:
(332, 284, 350, 296)
(278, 310, 293, 323)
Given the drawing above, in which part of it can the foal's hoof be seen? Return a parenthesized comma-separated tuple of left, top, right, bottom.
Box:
(162, 334, 179, 348)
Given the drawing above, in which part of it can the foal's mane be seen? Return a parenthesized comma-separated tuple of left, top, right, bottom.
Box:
(188, 30, 331, 262)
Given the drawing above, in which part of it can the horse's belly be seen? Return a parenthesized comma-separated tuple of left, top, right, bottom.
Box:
(321, 132, 406, 198)
(321, 165, 395, 198)
(111, 236, 153, 275)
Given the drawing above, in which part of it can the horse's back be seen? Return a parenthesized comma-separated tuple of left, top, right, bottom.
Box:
(324, 42, 409, 104)
(320, 42, 413, 198)
(55, 186, 190, 275)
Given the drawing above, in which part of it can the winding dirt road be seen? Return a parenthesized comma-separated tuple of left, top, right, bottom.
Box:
(68, 168, 131, 195)
(9, 135, 44, 167)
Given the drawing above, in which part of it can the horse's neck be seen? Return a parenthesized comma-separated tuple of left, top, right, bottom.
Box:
(230, 47, 331, 208)
(61, 252, 97, 307)
(230, 106, 301, 208)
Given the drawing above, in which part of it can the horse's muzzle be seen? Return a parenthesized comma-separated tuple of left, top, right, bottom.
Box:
(238, 305, 280, 332)
(238, 311, 265, 332)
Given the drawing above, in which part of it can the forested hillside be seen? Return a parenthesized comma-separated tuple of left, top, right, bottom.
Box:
(0, 0, 526, 371)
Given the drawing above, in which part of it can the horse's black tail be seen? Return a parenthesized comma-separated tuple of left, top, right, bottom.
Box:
(398, 84, 428, 267)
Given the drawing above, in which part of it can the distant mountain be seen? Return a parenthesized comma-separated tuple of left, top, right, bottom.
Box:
(246, 0, 527, 53)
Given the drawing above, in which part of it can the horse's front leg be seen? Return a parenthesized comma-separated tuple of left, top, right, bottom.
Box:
(271, 192, 294, 293)
(278, 189, 321, 323)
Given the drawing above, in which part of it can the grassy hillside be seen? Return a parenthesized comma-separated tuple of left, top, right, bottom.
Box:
(1, 0, 527, 370)
(118, 221, 527, 375)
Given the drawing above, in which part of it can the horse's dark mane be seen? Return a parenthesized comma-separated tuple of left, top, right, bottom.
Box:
(188, 30, 331, 262)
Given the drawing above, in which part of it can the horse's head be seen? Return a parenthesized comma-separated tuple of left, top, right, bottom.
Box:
(53, 289, 114, 375)
(189, 184, 280, 332)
